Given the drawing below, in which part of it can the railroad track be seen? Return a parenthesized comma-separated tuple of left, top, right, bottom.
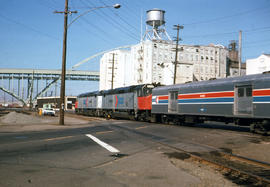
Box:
(110, 123, 270, 186)
(159, 141, 270, 186)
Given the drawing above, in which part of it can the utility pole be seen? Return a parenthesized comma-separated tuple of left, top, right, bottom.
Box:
(238, 30, 242, 76)
(173, 24, 184, 84)
(111, 53, 115, 89)
(54, 0, 77, 125)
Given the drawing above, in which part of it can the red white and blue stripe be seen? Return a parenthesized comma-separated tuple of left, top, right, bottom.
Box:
(152, 88, 270, 105)
(152, 95, 168, 104)
(177, 91, 234, 104)
(253, 88, 270, 103)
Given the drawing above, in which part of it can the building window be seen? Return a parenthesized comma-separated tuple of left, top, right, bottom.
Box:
(196, 49, 199, 52)
(180, 54, 183, 60)
(201, 67, 204, 73)
(195, 66, 199, 73)
(205, 67, 208, 73)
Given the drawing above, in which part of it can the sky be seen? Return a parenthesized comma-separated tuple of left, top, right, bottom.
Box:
(0, 0, 270, 96)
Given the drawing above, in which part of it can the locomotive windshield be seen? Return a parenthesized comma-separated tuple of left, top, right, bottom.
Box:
(137, 86, 152, 97)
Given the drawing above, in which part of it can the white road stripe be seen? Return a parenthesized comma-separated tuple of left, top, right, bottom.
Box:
(85, 134, 120, 153)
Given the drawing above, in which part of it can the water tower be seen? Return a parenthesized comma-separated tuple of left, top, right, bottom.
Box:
(143, 9, 171, 41)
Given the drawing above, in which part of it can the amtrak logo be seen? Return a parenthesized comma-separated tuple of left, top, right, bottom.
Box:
(115, 96, 124, 107)
(152, 96, 159, 104)
(83, 98, 88, 107)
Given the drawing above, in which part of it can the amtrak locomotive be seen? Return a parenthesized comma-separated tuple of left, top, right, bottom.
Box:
(76, 73, 270, 133)
(76, 84, 155, 121)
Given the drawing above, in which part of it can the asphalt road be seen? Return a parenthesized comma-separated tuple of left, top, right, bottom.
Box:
(0, 119, 267, 186)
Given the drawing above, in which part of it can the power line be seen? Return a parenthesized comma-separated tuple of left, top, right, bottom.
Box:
(99, 0, 140, 33)
(80, 0, 139, 41)
(184, 4, 270, 26)
(89, 0, 139, 40)
(184, 26, 270, 39)
(243, 41, 270, 48)
(79, 17, 118, 46)
(35, 0, 63, 11)
(0, 13, 60, 41)
(244, 26, 270, 33)
(107, 0, 141, 22)
(125, 0, 145, 11)
(244, 38, 270, 45)
(185, 31, 237, 39)
(73, 0, 144, 39)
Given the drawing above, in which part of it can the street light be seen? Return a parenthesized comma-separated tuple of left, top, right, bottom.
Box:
(56, 0, 121, 125)
(68, 4, 121, 27)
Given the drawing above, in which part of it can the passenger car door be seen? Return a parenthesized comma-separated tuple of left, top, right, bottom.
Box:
(168, 91, 178, 113)
(234, 85, 253, 116)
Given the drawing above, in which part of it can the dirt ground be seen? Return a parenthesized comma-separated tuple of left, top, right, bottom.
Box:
(0, 110, 104, 132)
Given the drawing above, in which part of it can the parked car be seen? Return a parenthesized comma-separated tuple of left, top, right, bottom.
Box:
(42, 108, 55, 116)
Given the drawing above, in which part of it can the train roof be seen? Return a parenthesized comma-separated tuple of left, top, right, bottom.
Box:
(153, 73, 270, 91)
(78, 84, 156, 97)
(101, 84, 155, 95)
(77, 90, 100, 97)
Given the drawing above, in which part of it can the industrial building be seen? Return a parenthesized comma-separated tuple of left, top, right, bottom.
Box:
(227, 40, 246, 77)
(246, 54, 270, 75)
(227, 61, 246, 77)
(99, 9, 230, 91)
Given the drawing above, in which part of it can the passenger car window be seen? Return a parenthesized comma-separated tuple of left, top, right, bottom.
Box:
(246, 87, 252, 97)
(170, 91, 178, 100)
(238, 88, 244, 97)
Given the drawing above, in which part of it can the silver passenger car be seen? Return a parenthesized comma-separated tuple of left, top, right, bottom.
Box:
(151, 73, 270, 132)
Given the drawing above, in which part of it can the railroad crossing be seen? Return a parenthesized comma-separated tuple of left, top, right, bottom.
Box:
(0, 68, 99, 106)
